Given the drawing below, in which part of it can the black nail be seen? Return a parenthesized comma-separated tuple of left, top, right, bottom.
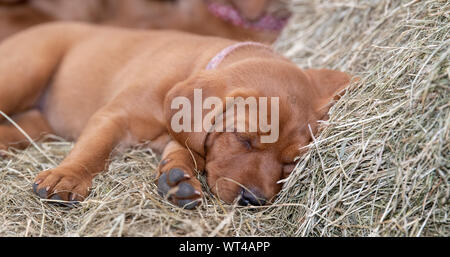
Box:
(160, 159, 170, 166)
(32, 183, 39, 194)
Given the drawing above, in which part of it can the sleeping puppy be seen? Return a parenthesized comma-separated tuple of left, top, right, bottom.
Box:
(0, 0, 291, 43)
(128, 0, 292, 43)
(0, 23, 351, 208)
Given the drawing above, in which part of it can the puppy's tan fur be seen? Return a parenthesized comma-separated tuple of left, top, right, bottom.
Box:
(0, 23, 351, 207)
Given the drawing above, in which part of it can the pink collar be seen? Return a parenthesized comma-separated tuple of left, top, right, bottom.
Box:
(206, 42, 273, 70)
(207, 2, 290, 31)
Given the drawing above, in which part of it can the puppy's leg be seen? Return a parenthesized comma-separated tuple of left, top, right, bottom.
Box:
(0, 109, 53, 151)
(157, 140, 205, 209)
(32, 107, 127, 202)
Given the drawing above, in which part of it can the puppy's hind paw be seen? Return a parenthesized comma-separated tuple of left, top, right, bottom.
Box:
(157, 168, 202, 210)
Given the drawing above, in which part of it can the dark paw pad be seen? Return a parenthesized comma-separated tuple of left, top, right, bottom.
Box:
(175, 182, 197, 198)
(32, 183, 79, 207)
(168, 168, 189, 185)
(50, 194, 62, 201)
(33, 183, 48, 199)
(157, 168, 201, 209)
(157, 173, 171, 197)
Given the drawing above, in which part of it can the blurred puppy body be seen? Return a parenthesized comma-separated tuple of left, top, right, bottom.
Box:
(0, 0, 291, 43)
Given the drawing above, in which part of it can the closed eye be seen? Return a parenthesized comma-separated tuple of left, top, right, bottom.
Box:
(241, 139, 252, 150)
(234, 133, 253, 150)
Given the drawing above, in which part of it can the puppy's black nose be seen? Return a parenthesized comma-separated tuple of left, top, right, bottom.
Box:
(238, 188, 266, 206)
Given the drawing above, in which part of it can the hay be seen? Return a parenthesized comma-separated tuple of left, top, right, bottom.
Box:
(272, 0, 449, 236)
(0, 0, 448, 237)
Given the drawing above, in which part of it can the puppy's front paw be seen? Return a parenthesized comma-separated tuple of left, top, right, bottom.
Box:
(157, 167, 202, 210)
(33, 167, 92, 204)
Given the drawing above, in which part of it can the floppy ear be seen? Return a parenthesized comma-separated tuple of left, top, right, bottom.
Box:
(304, 69, 352, 115)
(164, 71, 236, 157)
(164, 71, 263, 157)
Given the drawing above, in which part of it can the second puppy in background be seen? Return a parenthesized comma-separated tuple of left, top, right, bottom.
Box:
(144, 0, 292, 43)
(0, 0, 291, 43)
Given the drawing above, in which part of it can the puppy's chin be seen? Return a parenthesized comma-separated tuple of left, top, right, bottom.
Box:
(205, 167, 242, 204)
(203, 132, 286, 205)
(204, 133, 243, 203)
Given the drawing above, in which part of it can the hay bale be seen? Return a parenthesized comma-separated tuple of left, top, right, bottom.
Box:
(0, 0, 448, 236)
(272, 0, 449, 236)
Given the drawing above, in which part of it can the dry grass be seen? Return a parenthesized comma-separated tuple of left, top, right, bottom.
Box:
(0, 0, 449, 237)
(272, 0, 449, 236)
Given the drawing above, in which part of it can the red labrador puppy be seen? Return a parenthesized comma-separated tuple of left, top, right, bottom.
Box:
(0, 23, 351, 208)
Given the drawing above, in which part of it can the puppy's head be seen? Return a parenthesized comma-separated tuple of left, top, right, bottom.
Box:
(165, 59, 352, 205)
